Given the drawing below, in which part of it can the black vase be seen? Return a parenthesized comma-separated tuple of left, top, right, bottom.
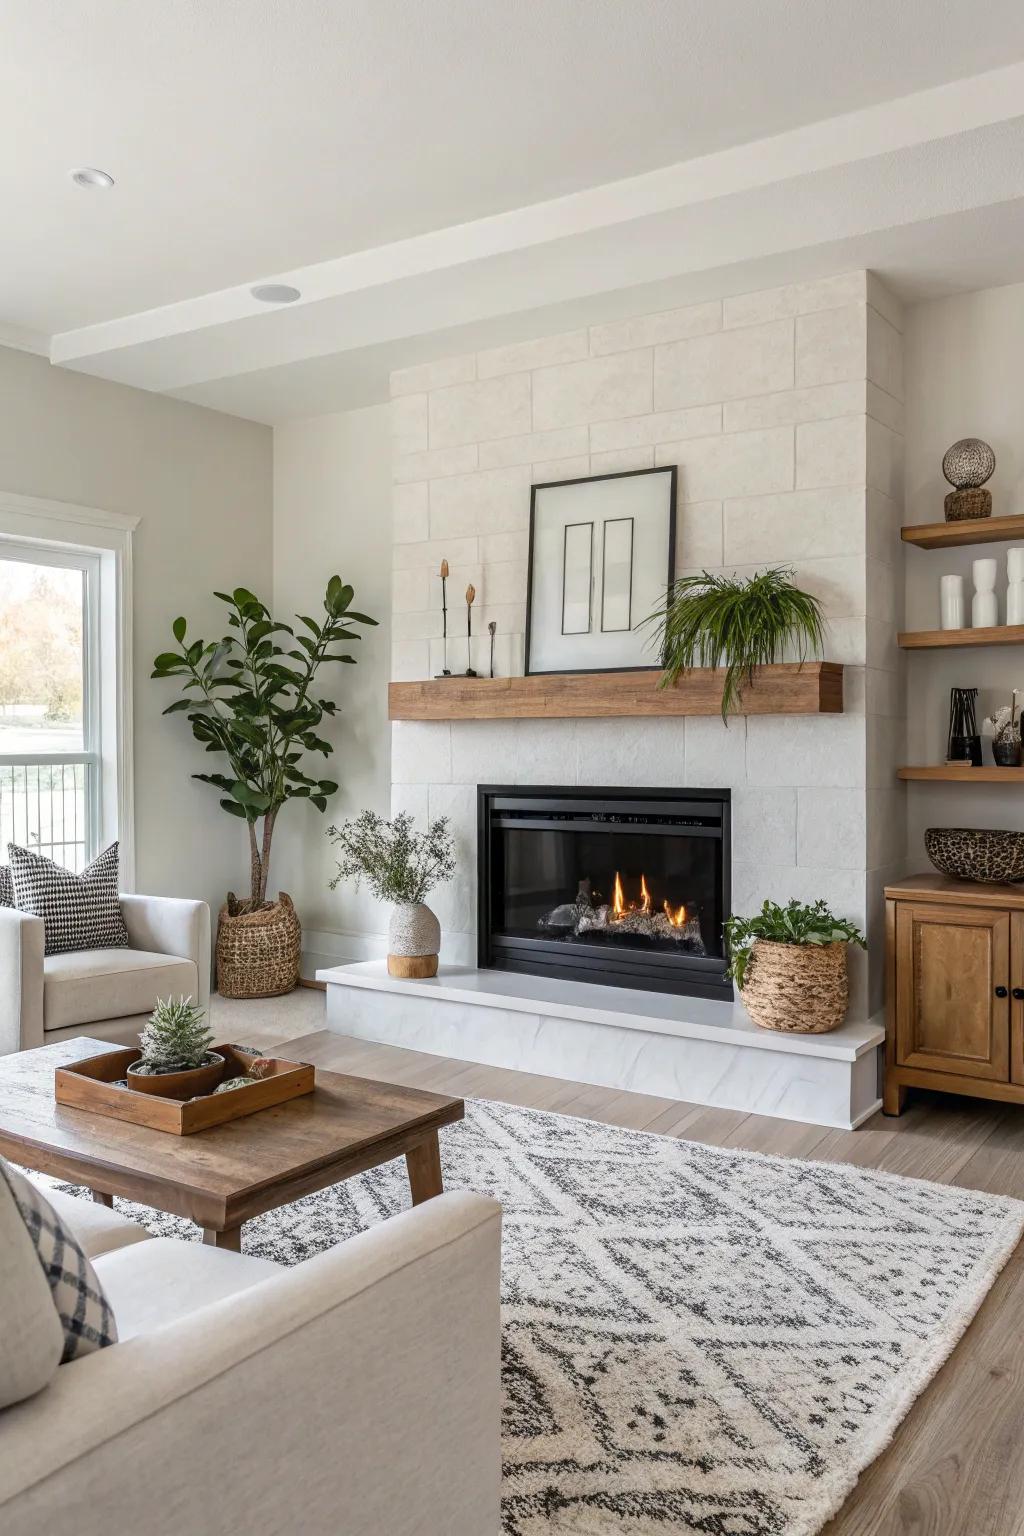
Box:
(993, 735, 1022, 767)
(948, 734, 982, 766)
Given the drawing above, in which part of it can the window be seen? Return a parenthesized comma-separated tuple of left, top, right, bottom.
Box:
(0, 541, 100, 869)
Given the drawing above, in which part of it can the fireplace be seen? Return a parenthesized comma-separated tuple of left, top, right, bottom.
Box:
(477, 785, 731, 999)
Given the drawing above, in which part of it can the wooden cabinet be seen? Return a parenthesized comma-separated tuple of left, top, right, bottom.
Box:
(885, 876, 1024, 1114)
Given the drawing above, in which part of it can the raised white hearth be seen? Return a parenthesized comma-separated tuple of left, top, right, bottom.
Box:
(319, 962, 884, 1129)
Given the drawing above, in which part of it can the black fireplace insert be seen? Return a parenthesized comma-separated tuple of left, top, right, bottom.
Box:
(478, 785, 731, 998)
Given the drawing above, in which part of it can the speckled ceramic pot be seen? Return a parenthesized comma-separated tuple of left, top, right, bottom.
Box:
(387, 902, 441, 978)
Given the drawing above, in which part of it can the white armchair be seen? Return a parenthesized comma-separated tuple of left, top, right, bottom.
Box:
(0, 1189, 503, 1536)
(0, 895, 211, 1056)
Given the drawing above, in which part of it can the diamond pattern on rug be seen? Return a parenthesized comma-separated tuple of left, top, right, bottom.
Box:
(43, 1096, 1024, 1536)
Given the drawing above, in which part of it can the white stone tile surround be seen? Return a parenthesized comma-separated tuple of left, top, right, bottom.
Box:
(320, 963, 884, 1131)
(388, 270, 906, 1023)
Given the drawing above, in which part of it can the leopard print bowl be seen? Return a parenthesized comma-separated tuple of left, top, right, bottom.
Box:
(925, 827, 1024, 884)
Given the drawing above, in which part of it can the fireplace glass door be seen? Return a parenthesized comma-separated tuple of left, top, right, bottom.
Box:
(479, 787, 730, 998)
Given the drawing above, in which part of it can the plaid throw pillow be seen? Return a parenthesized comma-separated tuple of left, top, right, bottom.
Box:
(7, 843, 129, 956)
(0, 1160, 117, 1361)
(0, 863, 12, 907)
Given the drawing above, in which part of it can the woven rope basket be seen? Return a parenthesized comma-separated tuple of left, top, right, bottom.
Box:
(740, 938, 848, 1034)
(216, 891, 301, 999)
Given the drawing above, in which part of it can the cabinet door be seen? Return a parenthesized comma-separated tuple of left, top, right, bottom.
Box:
(895, 901, 1010, 1081)
(1012, 913, 1024, 1088)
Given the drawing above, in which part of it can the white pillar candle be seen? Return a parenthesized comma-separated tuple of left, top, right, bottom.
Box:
(940, 574, 964, 630)
(1008, 547, 1024, 583)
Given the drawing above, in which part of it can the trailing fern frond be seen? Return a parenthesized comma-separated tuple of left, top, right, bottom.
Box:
(642, 566, 827, 721)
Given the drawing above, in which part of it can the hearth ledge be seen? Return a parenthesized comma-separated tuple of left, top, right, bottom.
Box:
(319, 963, 884, 1130)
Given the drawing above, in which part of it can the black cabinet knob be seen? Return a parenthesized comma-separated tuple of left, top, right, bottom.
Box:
(1014, 988, 1024, 1001)
(995, 986, 1009, 998)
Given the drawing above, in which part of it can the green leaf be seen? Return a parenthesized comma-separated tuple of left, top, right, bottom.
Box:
(298, 615, 321, 636)
(318, 780, 339, 796)
(218, 796, 250, 820)
(310, 795, 328, 812)
(343, 611, 378, 626)
(232, 587, 258, 608)
(172, 616, 187, 643)
(161, 699, 195, 715)
(153, 652, 184, 670)
(230, 781, 272, 812)
(213, 590, 235, 605)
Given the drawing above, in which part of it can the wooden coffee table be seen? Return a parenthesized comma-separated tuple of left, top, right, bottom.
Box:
(0, 1038, 464, 1250)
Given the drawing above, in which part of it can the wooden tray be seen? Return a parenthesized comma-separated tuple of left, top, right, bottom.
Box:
(54, 1043, 315, 1135)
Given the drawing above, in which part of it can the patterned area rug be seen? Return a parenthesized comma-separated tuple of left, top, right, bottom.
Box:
(51, 1100, 1024, 1535)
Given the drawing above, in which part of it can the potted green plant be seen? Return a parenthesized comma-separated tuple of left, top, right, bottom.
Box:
(328, 811, 455, 977)
(644, 565, 827, 719)
(153, 577, 377, 997)
(128, 995, 224, 1099)
(724, 899, 867, 1033)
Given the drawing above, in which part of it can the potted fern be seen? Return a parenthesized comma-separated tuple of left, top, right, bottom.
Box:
(725, 899, 866, 1033)
(328, 811, 455, 978)
(644, 566, 827, 719)
(128, 996, 224, 1099)
(152, 577, 377, 998)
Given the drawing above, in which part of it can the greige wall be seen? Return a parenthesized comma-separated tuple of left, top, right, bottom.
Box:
(271, 404, 392, 958)
(904, 283, 1024, 863)
(0, 344, 272, 922)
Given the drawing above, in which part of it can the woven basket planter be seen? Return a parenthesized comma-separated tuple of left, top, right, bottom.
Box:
(739, 938, 849, 1034)
(216, 891, 301, 999)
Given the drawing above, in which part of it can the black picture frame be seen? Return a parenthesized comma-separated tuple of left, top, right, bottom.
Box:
(524, 465, 677, 676)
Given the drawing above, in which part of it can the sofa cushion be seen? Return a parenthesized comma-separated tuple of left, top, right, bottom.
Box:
(0, 1162, 65, 1408)
(0, 1160, 117, 1367)
(8, 842, 129, 956)
(43, 1189, 152, 1259)
(43, 948, 199, 1031)
(0, 863, 12, 906)
(93, 1238, 280, 1341)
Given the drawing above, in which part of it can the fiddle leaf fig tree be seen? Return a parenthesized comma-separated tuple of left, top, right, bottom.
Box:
(152, 578, 377, 910)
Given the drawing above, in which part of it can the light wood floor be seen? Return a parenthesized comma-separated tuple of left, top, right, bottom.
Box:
(222, 990, 1024, 1536)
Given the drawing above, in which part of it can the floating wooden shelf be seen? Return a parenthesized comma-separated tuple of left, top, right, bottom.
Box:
(897, 765, 1024, 782)
(901, 515, 1024, 550)
(898, 624, 1024, 650)
(389, 663, 844, 721)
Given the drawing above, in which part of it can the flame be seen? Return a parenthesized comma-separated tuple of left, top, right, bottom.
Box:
(663, 900, 687, 928)
(611, 870, 626, 918)
(640, 873, 652, 914)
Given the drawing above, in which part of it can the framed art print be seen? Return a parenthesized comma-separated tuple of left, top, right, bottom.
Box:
(525, 466, 676, 674)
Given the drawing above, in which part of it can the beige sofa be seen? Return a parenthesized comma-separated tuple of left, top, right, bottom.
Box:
(0, 1182, 503, 1535)
(0, 895, 210, 1055)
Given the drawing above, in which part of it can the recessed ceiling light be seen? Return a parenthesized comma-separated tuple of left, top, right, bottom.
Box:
(251, 283, 302, 304)
(70, 167, 115, 189)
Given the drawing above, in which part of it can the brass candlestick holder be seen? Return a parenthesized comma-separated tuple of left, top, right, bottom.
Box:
(488, 620, 496, 679)
(434, 559, 452, 677)
(465, 584, 478, 676)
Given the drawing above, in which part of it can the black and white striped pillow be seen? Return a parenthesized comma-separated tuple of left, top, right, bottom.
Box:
(7, 843, 129, 956)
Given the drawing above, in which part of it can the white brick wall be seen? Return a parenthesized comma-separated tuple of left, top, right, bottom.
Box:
(388, 270, 905, 1014)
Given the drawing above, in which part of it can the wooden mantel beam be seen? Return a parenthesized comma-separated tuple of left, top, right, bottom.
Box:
(388, 663, 844, 722)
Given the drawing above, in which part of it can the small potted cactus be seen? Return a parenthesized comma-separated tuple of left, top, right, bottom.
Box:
(128, 996, 224, 1099)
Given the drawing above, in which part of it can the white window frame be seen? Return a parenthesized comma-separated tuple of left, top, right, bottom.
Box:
(0, 491, 138, 886)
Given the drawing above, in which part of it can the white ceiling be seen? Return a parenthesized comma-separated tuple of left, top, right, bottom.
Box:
(6, 1, 1024, 420)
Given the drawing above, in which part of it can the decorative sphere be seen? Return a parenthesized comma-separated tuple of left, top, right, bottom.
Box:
(942, 438, 995, 490)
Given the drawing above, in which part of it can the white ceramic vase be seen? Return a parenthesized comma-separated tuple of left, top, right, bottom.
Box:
(1007, 548, 1024, 625)
(972, 558, 998, 628)
(387, 901, 441, 978)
